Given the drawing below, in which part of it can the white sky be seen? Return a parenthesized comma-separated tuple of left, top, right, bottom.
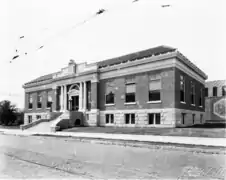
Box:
(0, 0, 225, 108)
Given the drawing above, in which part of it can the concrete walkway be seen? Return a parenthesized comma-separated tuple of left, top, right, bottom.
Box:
(0, 128, 225, 147)
(25, 122, 52, 132)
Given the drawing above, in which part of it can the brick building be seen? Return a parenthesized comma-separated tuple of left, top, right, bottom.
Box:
(205, 80, 226, 122)
(23, 45, 207, 128)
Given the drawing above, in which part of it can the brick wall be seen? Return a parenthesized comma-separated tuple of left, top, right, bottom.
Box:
(98, 67, 176, 111)
(174, 68, 205, 112)
(24, 89, 54, 113)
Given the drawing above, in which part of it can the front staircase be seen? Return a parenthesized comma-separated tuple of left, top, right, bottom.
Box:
(21, 112, 63, 132)
(21, 111, 84, 132)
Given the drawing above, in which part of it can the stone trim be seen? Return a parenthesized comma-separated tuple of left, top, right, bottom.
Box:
(99, 58, 175, 80)
(99, 58, 205, 84)
(99, 108, 205, 128)
(174, 59, 205, 84)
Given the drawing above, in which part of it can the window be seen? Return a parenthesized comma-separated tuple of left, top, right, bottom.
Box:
(192, 114, 195, 124)
(28, 94, 33, 109)
(205, 88, 208, 97)
(105, 114, 114, 124)
(28, 115, 32, 123)
(105, 91, 115, 104)
(125, 114, 135, 124)
(180, 75, 185, 102)
(199, 88, 203, 107)
(37, 92, 42, 108)
(125, 83, 136, 103)
(149, 79, 161, 101)
(36, 115, 41, 120)
(222, 86, 226, 96)
(190, 81, 195, 105)
(213, 86, 218, 97)
(200, 114, 203, 124)
(148, 113, 161, 125)
(181, 113, 186, 124)
(47, 91, 52, 108)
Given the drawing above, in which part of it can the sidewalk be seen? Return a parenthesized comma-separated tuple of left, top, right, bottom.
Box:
(0, 128, 226, 147)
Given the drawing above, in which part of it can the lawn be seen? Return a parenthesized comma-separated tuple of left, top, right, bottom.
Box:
(0, 125, 20, 130)
(63, 124, 226, 138)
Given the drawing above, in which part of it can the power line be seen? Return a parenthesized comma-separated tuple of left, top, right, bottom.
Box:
(10, 0, 172, 63)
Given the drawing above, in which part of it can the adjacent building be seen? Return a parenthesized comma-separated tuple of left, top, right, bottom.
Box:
(205, 80, 226, 122)
(23, 45, 207, 128)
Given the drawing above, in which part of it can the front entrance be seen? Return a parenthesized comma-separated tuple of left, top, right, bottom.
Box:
(71, 96, 79, 111)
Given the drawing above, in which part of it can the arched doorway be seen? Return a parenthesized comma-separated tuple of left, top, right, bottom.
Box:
(75, 119, 81, 126)
(68, 84, 80, 111)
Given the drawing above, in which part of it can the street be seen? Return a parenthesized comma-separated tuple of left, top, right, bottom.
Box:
(0, 134, 225, 179)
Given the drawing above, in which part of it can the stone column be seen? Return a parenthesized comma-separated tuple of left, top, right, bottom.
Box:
(83, 81, 87, 111)
(60, 85, 63, 111)
(64, 85, 67, 111)
(79, 82, 83, 111)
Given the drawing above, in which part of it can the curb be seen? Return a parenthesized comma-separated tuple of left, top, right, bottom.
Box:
(0, 130, 226, 154)
(32, 133, 226, 155)
(1, 131, 225, 154)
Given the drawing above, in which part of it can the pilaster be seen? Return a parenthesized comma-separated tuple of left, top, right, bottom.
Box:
(52, 86, 57, 112)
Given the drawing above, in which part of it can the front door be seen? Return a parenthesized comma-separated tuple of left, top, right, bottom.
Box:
(71, 96, 79, 111)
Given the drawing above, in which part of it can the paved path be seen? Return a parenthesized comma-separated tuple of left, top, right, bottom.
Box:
(25, 122, 52, 132)
(0, 128, 226, 147)
(0, 134, 225, 179)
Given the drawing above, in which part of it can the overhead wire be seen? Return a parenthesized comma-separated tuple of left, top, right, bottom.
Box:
(10, 0, 172, 63)
(10, 0, 142, 63)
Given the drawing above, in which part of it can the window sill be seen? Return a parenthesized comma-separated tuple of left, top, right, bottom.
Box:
(147, 101, 161, 104)
(37, 108, 42, 110)
(28, 108, 32, 110)
(180, 101, 186, 104)
(199, 106, 203, 108)
(124, 102, 136, 105)
(191, 104, 195, 106)
(105, 104, 115, 106)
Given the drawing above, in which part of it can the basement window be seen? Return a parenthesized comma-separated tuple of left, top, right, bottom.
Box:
(148, 113, 161, 125)
(181, 113, 186, 124)
(28, 115, 32, 123)
(106, 114, 114, 124)
(125, 113, 135, 124)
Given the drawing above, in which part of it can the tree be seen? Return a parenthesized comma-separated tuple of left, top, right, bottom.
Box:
(0, 100, 17, 126)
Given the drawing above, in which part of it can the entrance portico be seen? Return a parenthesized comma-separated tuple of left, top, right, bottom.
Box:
(57, 81, 88, 112)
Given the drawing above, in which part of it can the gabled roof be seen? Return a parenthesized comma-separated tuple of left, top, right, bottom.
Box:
(205, 80, 226, 88)
(97, 45, 176, 68)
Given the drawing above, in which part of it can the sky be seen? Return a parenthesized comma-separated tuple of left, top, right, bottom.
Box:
(0, 0, 225, 108)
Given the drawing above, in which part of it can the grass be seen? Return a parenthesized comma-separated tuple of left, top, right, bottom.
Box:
(0, 125, 20, 129)
(62, 123, 226, 138)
